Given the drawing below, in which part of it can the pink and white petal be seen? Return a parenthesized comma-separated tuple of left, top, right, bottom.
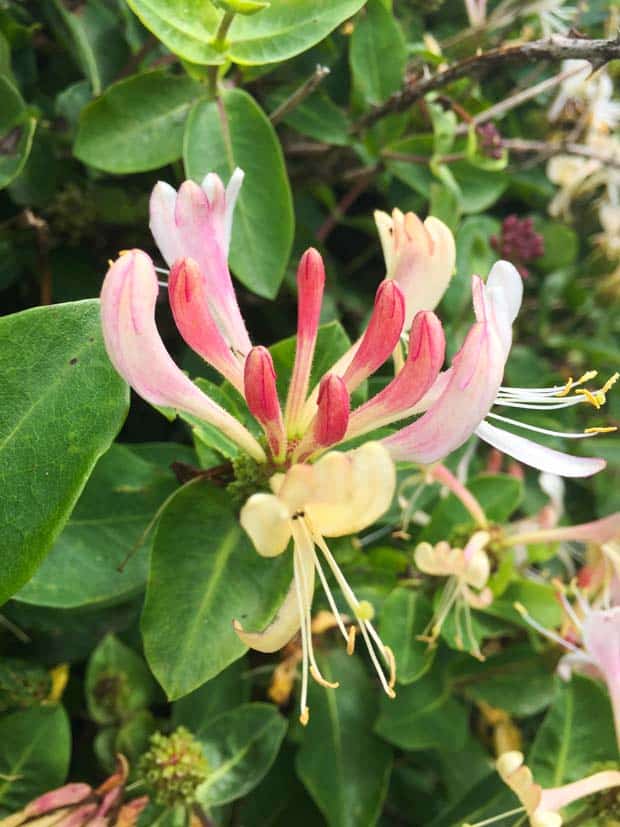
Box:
(168, 258, 244, 392)
(475, 421, 606, 478)
(346, 310, 445, 438)
(556, 651, 602, 682)
(149, 181, 181, 266)
(233, 552, 315, 653)
(540, 771, 620, 815)
(384, 311, 505, 465)
(100, 250, 265, 462)
(200, 167, 244, 255)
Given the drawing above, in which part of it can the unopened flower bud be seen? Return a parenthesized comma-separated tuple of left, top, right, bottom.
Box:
(315, 375, 349, 447)
(138, 728, 209, 808)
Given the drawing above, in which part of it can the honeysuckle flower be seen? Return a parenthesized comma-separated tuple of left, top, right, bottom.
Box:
(415, 531, 493, 660)
(463, 750, 620, 827)
(516, 585, 620, 749)
(101, 169, 610, 490)
(236, 441, 397, 724)
(0, 756, 147, 827)
(549, 61, 620, 133)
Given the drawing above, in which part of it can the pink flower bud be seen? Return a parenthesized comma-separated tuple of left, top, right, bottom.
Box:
(341, 280, 405, 392)
(25, 784, 92, 817)
(244, 347, 286, 459)
(315, 375, 350, 447)
(168, 257, 244, 392)
(285, 248, 326, 432)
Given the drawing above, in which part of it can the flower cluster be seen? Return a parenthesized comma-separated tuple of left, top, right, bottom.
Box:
(99, 168, 615, 721)
(491, 215, 545, 278)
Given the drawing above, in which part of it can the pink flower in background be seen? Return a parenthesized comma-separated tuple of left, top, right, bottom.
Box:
(100, 168, 612, 480)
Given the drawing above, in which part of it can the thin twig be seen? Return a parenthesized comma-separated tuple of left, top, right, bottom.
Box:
(315, 170, 377, 243)
(353, 34, 620, 133)
(455, 61, 587, 134)
(503, 138, 620, 170)
(269, 65, 331, 125)
(19, 209, 51, 305)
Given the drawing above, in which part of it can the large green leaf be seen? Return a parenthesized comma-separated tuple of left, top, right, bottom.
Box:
(350, 0, 406, 104)
(0, 705, 71, 815)
(16, 443, 192, 609)
(141, 482, 292, 699)
(0, 75, 36, 190)
(184, 88, 293, 299)
(0, 300, 128, 606)
(75, 71, 202, 173)
(172, 657, 250, 732)
(127, 0, 366, 66)
(196, 703, 287, 807)
(529, 675, 618, 786)
(296, 650, 393, 827)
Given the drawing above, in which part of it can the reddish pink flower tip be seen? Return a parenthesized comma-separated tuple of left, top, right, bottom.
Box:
(245, 346, 281, 424)
(25, 783, 92, 816)
(315, 374, 350, 447)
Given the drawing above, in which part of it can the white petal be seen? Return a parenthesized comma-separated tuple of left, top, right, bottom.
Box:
(240, 493, 291, 556)
(475, 420, 606, 478)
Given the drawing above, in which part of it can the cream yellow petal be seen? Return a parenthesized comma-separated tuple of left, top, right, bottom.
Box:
(240, 493, 291, 557)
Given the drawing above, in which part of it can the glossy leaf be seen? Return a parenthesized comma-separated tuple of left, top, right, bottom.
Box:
(172, 657, 250, 732)
(0, 300, 128, 605)
(141, 482, 292, 699)
(0, 705, 71, 814)
(0, 75, 36, 190)
(15, 443, 191, 609)
(184, 88, 293, 299)
(127, 0, 367, 66)
(350, 0, 407, 104)
(296, 650, 393, 827)
(75, 71, 202, 173)
(529, 674, 617, 785)
(196, 703, 287, 807)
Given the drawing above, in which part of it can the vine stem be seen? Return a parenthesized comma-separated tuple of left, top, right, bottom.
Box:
(207, 11, 236, 99)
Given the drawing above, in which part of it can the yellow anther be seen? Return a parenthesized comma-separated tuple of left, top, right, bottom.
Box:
(576, 370, 598, 385)
(299, 707, 310, 726)
(48, 663, 69, 703)
(514, 601, 528, 618)
(346, 626, 357, 655)
(355, 600, 375, 622)
(575, 388, 601, 408)
(107, 259, 115, 268)
(601, 372, 620, 395)
(384, 645, 397, 690)
(118, 249, 130, 256)
(585, 426, 618, 434)
(309, 666, 339, 689)
(555, 377, 573, 397)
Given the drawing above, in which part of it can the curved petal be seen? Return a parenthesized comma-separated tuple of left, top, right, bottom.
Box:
(375, 209, 456, 328)
(201, 166, 244, 255)
(168, 257, 244, 392)
(149, 181, 181, 265)
(244, 346, 286, 459)
(233, 549, 314, 653)
(240, 493, 291, 557)
(100, 250, 265, 462)
(347, 310, 445, 438)
(475, 420, 606, 478)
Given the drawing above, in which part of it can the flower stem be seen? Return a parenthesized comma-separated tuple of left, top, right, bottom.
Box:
(431, 463, 488, 528)
(207, 11, 235, 99)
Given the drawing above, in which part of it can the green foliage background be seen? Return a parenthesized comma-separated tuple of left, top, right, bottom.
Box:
(0, 0, 619, 825)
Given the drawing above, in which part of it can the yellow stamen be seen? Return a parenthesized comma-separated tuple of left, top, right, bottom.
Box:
(309, 665, 339, 689)
(107, 259, 114, 267)
(355, 600, 375, 622)
(576, 369, 598, 385)
(299, 707, 309, 726)
(514, 601, 527, 618)
(555, 377, 573, 397)
(585, 426, 617, 434)
(601, 372, 620, 394)
(118, 249, 130, 256)
(575, 387, 601, 408)
(347, 625, 357, 655)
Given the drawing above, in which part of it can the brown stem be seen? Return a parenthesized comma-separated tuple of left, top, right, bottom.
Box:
(19, 209, 51, 305)
(270, 65, 330, 125)
(353, 34, 620, 133)
(315, 170, 377, 243)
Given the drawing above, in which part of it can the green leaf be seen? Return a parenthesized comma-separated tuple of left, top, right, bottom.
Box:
(184, 88, 293, 299)
(137, 803, 188, 827)
(267, 88, 349, 146)
(0, 300, 128, 605)
(127, 0, 366, 66)
(453, 645, 556, 716)
(374, 661, 468, 751)
(75, 71, 202, 174)
(196, 703, 287, 807)
(142, 482, 292, 699)
(85, 634, 158, 725)
(0, 705, 71, 814)
(0, 660, 51, 714)
(379, 587, 435, 684)
(350, 0, 406, 104)
(535, 219, 579, 273)
(0, 75, 36, 190)
(488, 580, 562, 629)
(16, 443, 190, 609)
(451, 160, 508, 214)
(529, 675, 617, 786)
(172, 657, 250, 732)
(419, 474, 524, 544)
(296, 650, 393, 827)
